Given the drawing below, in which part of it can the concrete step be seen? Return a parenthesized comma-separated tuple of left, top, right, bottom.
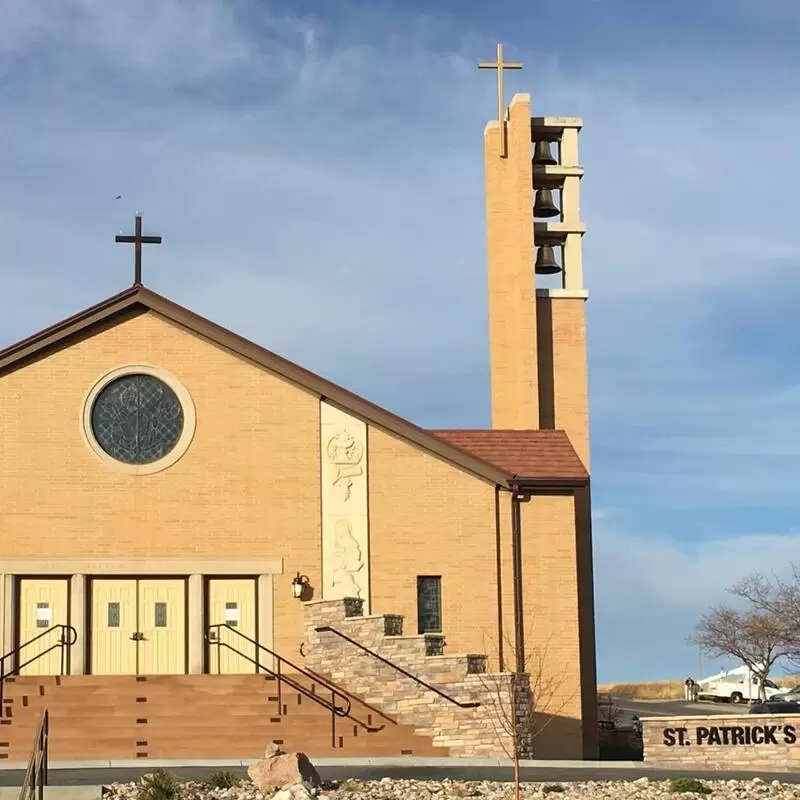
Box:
(0, 670, 448, 762)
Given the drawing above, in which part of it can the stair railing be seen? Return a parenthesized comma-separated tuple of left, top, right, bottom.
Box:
(18, 708, 48, 800)
(206, 623, 360, 747)
(1, 625, 78, 715)
(314, 625, 481, 708)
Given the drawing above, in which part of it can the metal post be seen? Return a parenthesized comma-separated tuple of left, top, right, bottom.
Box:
(331, 689, 336, 748)
(511, 496, 525, 674)
(41, 712, 48, 795)
(277, 660, 282, 713)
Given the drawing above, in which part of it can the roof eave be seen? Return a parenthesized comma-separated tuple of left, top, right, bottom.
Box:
(509, 475, 590, 491)
(0, 285, 142, 373)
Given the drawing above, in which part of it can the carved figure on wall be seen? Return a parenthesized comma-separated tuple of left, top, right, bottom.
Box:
(326, 428, 364, 502)
(331, 518, 364, 598)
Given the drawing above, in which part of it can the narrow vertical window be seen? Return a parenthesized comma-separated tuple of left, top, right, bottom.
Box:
(107, 602, 121, 628)
(417, 576, 442, 634)
(36, 602, 50, 629)
(154, 602, 168, 628)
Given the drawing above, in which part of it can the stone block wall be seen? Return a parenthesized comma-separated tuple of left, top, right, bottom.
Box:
(303, 598, 532, 758)
(642, 713, 800, 770)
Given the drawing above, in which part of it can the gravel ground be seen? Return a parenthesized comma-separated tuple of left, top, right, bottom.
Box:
(102, 776, 800, 800)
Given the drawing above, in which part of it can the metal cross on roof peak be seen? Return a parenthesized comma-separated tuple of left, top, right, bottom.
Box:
(115, 213, 162, 286)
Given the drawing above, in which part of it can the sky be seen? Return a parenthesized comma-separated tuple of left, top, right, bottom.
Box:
(1, 0, 800, 684)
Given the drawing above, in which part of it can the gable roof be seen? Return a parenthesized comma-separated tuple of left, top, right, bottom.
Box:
(0, 284, 588, 489)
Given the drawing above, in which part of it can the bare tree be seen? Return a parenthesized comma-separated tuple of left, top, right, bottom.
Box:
(478, 627, 577, 800)
(730, 568, 800, 664)
(693, 604, 790, 700)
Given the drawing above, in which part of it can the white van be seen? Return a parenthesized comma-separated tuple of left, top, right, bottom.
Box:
(697, 665, 784, 704)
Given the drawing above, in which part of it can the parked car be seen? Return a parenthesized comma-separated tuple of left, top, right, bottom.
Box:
(773, 684, 800, 703)
(749, 700, 800, 714)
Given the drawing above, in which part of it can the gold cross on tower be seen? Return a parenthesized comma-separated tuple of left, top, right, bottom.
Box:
(478, 43, 523, 158)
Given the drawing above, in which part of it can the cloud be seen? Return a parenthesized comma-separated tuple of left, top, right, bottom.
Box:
(1, 0, 800, 681)
(593, 510, 800, 682)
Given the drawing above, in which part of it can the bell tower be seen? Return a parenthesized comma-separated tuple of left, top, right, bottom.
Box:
(483, 87, 590, 467)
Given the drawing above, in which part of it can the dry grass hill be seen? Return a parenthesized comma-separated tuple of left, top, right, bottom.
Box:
(598, 676, 799, 700)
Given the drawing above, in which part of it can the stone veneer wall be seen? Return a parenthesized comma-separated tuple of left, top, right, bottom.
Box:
(642, 714, 800, 771)
(303, 598, 530, 758)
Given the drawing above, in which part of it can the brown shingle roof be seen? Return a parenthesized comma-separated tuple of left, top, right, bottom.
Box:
(0, 284, 587, 488)
(429, 429, 588, 482)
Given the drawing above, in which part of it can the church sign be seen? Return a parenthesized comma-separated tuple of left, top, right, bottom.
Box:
(662, 723, 797, 746)
(642, 714, 800, 771)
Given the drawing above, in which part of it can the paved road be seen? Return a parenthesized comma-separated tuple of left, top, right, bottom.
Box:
(2, 765, 800, 787)
(611, 696, 740, 725)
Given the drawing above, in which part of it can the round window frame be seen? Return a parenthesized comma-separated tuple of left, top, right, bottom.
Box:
(81, 365, 197, 475)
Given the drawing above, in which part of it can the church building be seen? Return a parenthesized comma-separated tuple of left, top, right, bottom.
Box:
(0, 87, 597, 762)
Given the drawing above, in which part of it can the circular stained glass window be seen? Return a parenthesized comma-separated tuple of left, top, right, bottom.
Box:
(90, 373, 185, 465)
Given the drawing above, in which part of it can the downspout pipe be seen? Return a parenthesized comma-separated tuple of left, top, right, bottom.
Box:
(509, 480, 532, 675)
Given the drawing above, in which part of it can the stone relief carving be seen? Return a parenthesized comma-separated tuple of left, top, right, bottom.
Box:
(330, 518, 364, 598)
(326, 429, 364, 502)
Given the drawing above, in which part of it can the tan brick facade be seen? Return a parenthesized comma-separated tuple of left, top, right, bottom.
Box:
(485, 96, 540, 430)
(485, 95, 590, 470)
(0, 87, 597, 761)
(536, 296, 590, 469)
(0, 312, 319, 657)
(643, 713, 800, 770)
(0, 306, 595, 757)
(368, 425, 499, 659)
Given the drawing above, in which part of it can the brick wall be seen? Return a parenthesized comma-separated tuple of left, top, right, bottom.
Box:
(536, 296, 590, 469)
(0, 312, 320, 657)
(0, 309, 593, 762)
(485, 94, 540, 430)
(304, 598, 528, 758)
(496, 495, 588, 759)
(642, 713, 800, 770)
(367, 425, 500, 662)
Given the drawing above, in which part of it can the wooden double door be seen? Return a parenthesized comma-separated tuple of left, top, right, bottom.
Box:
(93, 577, 258, 675)
(91, 578, 186, 675)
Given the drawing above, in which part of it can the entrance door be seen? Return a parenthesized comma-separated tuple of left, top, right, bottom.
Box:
(91, 580, 137, 675)
(139, 579, 186, 675)
(207, 578, 257, 674)
(91, 578, 186, 675)
(17, 579, 69, 675)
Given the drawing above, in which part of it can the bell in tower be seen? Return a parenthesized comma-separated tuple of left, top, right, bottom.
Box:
(532, 139, 557, 165)
(534, 244, 562, 275)
(533, 188, 560, 218)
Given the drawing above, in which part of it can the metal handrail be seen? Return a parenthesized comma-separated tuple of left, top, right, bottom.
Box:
(205, 624, 361, 747)
(314, 625, 480, 708)
(18, 708, 48, 800)
(1, 626, 78, 715)
(299, 661, 395, 728)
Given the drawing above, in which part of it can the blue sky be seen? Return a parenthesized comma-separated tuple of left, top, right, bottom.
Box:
(2, 0, 800, 684)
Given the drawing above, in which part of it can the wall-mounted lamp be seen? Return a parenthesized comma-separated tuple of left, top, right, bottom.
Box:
(291, 572, 310, 600)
